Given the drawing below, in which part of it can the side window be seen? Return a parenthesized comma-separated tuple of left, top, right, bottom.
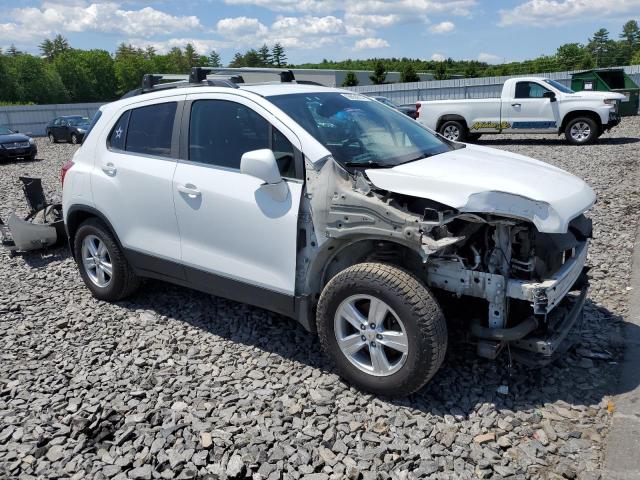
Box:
(189, 100, 296, 177)
(53, 118, 61, 126)
(126, 102, 177, 157)
(515, 82, 550, 99)
(108, 110, 130, 151)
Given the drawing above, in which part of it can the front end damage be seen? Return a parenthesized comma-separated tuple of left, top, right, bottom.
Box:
(298, 156, 593, 366)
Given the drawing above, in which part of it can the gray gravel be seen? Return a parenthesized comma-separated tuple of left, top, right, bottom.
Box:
(1, 119, 639, 480)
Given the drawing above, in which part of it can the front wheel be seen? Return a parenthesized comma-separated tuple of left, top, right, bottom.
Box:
(74, 218, 140, 301)
(48, 132, 57, 144)
(438, 120, 467, 142)
(565, 117, 598, 145)
(317, 263, 447, 396)
(71, 133, 79, 144)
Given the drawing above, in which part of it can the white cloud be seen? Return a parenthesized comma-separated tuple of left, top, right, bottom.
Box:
(354, 37, 390, 50)
(499, 0, 640, 27)
(128, 38, 225, 55)
(478, 52, 501, 63)
(216, 16, 268, 37)
(428, 21, 455, 34)
(431, 53, 445, 61)
(0, 1, 202, 43)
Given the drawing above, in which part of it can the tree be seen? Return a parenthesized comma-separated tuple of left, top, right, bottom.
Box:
(229, 52, 245, 67)
(7, 44, 21, 57)
(271, 43, 287, 67)
(434, 61, 448, 80)
(258, 44, 271, 66)
(369, 61, 387, 84)
(400, 63, 420, 82)
(341, 71, 359, 86)
(556, 43, 586, 70)
(620, 20, 640, 47)
(184, 43, 199, 69)
(243, 49, 262, 67)
(587, 28, 616, 67)
(208, 51, 221, 67)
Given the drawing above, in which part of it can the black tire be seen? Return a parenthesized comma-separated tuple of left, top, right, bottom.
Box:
(48, 132, 57, 144)
(438, 120, 467, 142)
(317, 263, 447, 396)
(74, 217, 140, 301)
(467, 133, 482, 142)
(564, 117, 598, 145)
(71, 133, 79, 144)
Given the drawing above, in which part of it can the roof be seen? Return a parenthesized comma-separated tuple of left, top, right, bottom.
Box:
(240, 83, 345, 97)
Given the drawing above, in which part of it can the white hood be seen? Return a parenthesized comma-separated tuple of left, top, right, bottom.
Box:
(365, 144, 596, 234)
(565, 90, 627, 101)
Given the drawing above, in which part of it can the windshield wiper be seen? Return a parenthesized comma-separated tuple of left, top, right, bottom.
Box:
(343, 160, 390, 168)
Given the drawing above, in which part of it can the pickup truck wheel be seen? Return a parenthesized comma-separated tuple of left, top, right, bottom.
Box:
(439, 120, 467, 142)
(565, 117, 597, 145)
(317, 263, 447, 396)
(74, 218, 140, 301)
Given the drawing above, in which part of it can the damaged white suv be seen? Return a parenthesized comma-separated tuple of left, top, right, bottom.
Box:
(62, 69, 595, 396)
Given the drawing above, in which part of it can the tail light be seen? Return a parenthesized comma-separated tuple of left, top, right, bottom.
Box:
(415, 102, 421, 119)
(61, 161, 74, 188)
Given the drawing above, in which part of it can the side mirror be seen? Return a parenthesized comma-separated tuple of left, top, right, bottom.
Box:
(240, 149, 288, 202)
(543, 91, 556, 102)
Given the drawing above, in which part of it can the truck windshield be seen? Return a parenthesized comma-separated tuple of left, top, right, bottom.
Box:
(268, 92, 451, 167)
(543, 79, 575, 94)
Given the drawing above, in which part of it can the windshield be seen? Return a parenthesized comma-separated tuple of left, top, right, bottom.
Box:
(268, 92, 451, 167)
(375, 97, 397, 108)
(0, 126, 15, 135)
(67, 117, 90, 126)
(543, 79, 575, 94)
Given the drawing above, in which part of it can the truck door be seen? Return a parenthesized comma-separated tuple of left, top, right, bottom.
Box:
(501, 81, 560, 133)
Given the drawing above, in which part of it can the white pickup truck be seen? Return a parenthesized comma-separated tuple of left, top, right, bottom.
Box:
(416, 77, 624, 145)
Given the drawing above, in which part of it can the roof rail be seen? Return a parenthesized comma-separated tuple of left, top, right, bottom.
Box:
(121, 66, 297, 99)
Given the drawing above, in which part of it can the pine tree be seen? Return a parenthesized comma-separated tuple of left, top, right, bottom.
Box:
(258, 44, 271, 66)
(271, 43, 287, 67)
(400, 63, 420, 83)
(369, 61, 387, 84)
(208, 51, 221, 67)
(342, 71, 359, 86)
(39, 39, 55, 60)
(7, 44, 20, 57)
(184, 43, 199, 68)
(587, 28, 613, 67)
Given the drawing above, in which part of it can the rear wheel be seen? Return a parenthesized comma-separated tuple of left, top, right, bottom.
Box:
(565, 117, 598, 145)
(439, 120, 467, 142)
(317, 263, 447, 396)
(74, 218, 140, 301)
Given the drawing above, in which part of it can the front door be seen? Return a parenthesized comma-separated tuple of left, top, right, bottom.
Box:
(172, 94, 303, 308)
(502, 81, 559, 133)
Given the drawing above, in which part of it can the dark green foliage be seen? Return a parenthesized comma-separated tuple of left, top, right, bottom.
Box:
(369, 61, 387, 84)
(341, 71, 359, 87)
(400, 63, 420, 82)
(271, 43, 287, 68)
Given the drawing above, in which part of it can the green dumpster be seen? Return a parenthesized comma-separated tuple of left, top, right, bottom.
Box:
(571, 68, 639, 116)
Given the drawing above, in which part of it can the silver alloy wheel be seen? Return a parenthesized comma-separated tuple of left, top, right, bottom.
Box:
(48, 133, 55, 143)
(71, 134, 78, 144)
(81, 234, 113, 288)
(334, 294, 408, 377)
(442, 125, 460, 141)
(570, 121, 591, 142)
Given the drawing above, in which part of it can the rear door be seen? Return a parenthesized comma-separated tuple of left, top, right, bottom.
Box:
(172, 93, 303, 309)
(91, 96, 185, 279)
(501, 81, 559, 133)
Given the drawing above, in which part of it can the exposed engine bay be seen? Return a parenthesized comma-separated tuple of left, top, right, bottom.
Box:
(297, 156, 591, 365)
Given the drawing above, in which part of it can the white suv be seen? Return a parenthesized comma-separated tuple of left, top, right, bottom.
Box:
(63, 69, 595, 396)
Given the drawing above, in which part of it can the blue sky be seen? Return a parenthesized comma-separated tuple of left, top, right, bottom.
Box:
(1, 0, 638, 65)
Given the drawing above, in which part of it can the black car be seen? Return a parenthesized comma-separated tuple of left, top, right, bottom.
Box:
(46, 116, 91, 144)
(0, 125, 37, 161)
(372, 96, 418, 119)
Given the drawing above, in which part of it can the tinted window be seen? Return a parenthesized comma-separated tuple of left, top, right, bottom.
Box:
(53, 118, 62, 126)
(515, 82, 551, 98)
(83, 110, 102, 143)
(189, 100, 295, 176)
(126, 102, 177, 157)
(108, 111, 130, 151)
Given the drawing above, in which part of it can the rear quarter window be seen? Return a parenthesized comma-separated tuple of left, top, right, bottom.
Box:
(126, 102, 177, 157)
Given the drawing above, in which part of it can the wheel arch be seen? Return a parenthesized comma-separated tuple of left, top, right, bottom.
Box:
(560, 110, 603, 133)
(436, 114, 468, 132)
(65, 205, 124, 260)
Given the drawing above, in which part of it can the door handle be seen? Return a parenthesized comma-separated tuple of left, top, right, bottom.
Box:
(101, 162, 117, 176)
(177, 183, 201, 198)
(511, 103, 522, 107)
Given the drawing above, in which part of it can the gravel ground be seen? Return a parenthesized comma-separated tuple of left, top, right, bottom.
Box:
(1, 118, 639, 480)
